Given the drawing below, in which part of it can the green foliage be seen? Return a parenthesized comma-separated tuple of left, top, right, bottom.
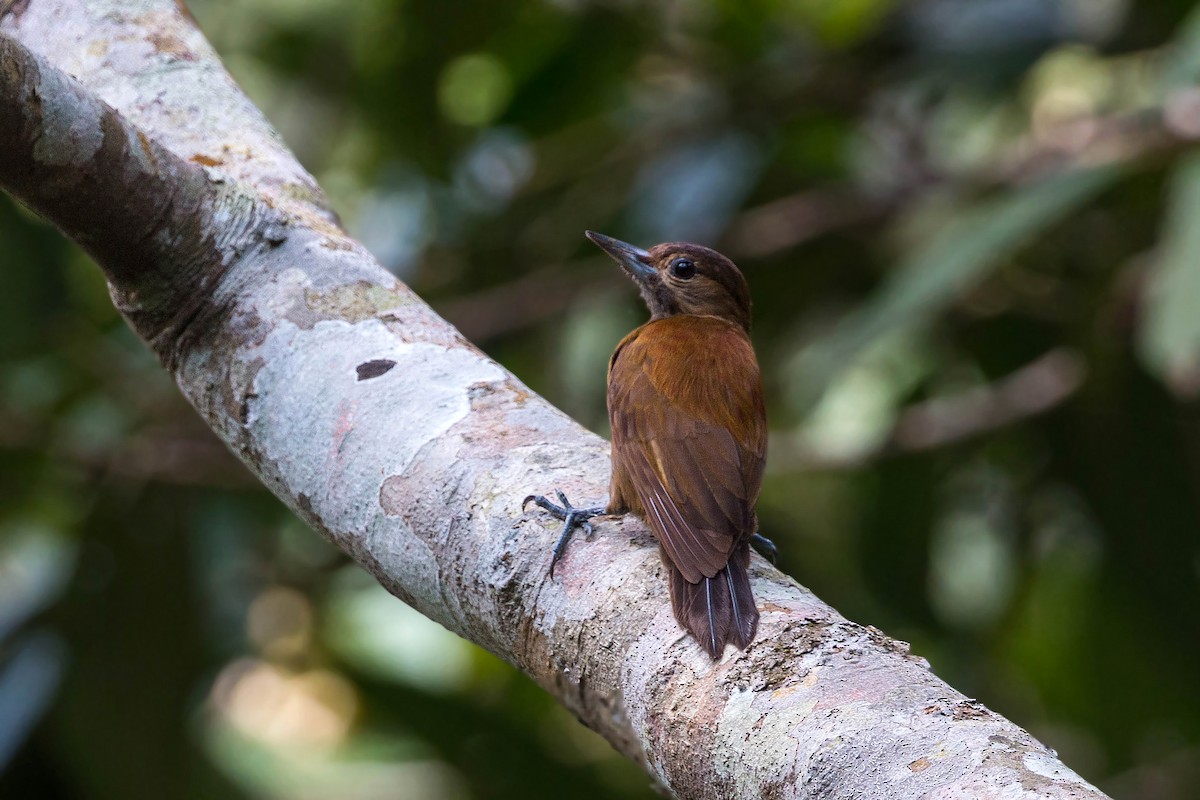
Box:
(1139, 153, 1200, 392)
(793, 166, 1122, 412)
(3, 1, 1200, 798)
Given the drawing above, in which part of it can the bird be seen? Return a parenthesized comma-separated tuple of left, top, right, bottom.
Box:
(524, 231, 772, 659)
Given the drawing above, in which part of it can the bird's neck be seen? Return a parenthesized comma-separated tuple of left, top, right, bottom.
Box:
(649, 311, 751, 335)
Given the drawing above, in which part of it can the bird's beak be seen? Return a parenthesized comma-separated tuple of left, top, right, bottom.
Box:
(585, 231, 655, 281)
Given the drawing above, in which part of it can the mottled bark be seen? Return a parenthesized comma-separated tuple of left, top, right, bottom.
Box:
(0, 4, 1112, 798)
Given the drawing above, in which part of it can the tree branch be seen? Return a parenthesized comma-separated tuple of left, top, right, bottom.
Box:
(0, 3, 1112, 798)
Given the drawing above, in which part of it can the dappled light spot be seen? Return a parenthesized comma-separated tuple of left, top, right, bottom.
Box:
(438, 53, 512, 126)
(209, 658, 358, 750)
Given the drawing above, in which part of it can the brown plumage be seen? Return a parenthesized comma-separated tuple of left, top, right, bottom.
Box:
(590, 231, 766, 659)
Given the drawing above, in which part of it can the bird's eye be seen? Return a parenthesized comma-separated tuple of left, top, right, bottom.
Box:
(670, 258, 696, 279)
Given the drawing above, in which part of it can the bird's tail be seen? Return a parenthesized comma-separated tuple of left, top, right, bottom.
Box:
(667, 543, 758, 659)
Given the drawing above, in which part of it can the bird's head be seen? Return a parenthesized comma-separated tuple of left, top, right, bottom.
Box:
(585, 231, 751, 331)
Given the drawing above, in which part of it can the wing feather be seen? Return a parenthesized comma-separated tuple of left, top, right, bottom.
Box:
(608, 316, 766, 584)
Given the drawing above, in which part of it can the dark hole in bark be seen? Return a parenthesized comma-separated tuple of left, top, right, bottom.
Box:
(357, 359, 396, 380)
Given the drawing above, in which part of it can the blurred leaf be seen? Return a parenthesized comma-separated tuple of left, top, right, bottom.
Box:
(1138, 151, 1200, 394)
(0, 528, 76, 644)
(343, 667, 657, 800)
(791, 0, 893, 48)
(790, 165, 1120, 411)
(1, 359, 68, 415)
(325, 567, 474, 693)
(439, 54, 514, 127)
(0, 632, 67, 771)
(1163, 6, 1200, 91)
(628, 133, 765, 243)
(928, 467, 1017, 630)
(792, 328, 931, 463)
(205, 720, 467, 800)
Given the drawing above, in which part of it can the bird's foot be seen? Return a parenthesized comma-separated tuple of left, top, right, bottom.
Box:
(750, 533, 779, 565)
(522, 490, 606, 577)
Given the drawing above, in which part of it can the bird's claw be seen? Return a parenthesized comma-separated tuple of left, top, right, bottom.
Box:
(523, 489, 605, 577)
(750, 532, 779, 565)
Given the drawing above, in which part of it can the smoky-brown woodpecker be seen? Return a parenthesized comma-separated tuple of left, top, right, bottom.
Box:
(525, 231, 770, 659)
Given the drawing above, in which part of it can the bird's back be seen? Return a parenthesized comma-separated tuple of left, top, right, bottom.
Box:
(606, 314, 766, 656)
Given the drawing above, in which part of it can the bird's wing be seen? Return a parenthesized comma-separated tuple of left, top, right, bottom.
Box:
(608, 316, 766, 583)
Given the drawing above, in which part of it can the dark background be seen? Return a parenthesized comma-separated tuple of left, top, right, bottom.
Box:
(2, 1, 1199, 798)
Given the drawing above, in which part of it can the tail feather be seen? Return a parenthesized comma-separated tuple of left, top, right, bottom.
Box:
(668, 543, 758, 659)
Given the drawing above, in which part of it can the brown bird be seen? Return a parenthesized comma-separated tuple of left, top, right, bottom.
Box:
(525, 232, 772, 659)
